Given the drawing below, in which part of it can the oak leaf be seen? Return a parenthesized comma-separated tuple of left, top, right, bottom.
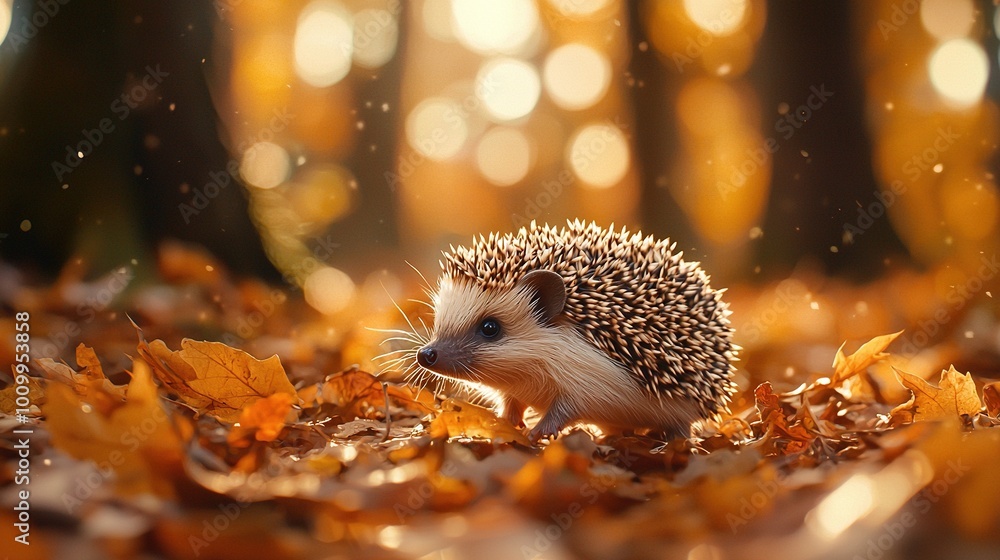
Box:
(891, 366, 982, 423)
(137, 332, 297, 423)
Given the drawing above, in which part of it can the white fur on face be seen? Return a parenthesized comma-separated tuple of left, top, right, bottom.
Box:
(428, 277, 702, 432)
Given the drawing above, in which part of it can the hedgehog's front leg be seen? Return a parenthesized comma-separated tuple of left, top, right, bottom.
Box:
(528, 397, 576, 441)
(502, 396, 526, 427)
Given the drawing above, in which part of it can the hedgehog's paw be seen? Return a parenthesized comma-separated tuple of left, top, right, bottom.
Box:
(528, 399, 574, 442)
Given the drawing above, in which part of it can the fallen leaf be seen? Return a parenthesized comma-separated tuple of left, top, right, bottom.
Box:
(430, 398, 530, 446)
(228, 392, 295, 444)
(35, 344, 127, 415)
(984, 382, 1000, 418)
(0, 372, 44, 415)
(831, 331, 902, 384)
(136, 330, 297, 423)
(42, 359, 184, 498)
(891, 366, 982, 423)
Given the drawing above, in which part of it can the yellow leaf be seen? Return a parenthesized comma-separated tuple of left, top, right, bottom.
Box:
(42, 359, 183, 497)
(831, 331, 903, 384)
(891, 366, 982, 423)
(138, 335, 297, 423)
(0, 372, 44, 415)
(430, 398, 530, 446)
(35, 344, 127, 415)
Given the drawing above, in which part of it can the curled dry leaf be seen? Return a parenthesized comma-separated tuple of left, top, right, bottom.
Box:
(830, 330, 902, 384)
(983, 382, 1000, 418)
(135, 326, 297, 423)
(35, 343, 127, 415)
(891, 366, 983, 423)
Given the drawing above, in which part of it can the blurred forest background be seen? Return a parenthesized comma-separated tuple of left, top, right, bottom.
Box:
(1, 0, 997, 291)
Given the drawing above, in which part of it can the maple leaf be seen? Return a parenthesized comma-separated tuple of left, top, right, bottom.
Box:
(42, 359, 184, 498)
(890, 366, 982, 423)
(830, 331, 902, 384)
(430, 398, 531, 446)
(136, 329, 297, 423)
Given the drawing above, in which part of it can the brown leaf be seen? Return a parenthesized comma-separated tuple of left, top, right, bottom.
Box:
(35, 344, 127, 415)
(891, 366, 982, 423)
(983, 382, 1000, 418)
(0, 371, 44, 415)
(430, 398, 530, 445)
(136, 329, 297, 423)
(831, 331, 902, 384)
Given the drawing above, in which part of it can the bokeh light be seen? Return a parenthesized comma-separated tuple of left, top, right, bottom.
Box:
(351, 8, 399, 69)
(294, 0, 354, 88)
(476, 127, 532, 186)
(450, 0, 539, 56)
(567, 123, 630, 188)
(240, 142, 291, 189)
(543, 43, 612, 111)
(422, 0, 456, 43)
(546, 0, 611, 18)
(405, 97, 469, 160)
(303, 266, 356, 314)
(683, 0, 748, 36)
(0, 0, 11, 46)
(477, 58, 541, 121)
(289, 164, 356, 224)
(928, 38, 989, 109)
(920, 0, 975, 40)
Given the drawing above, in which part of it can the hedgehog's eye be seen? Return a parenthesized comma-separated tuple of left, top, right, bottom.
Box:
(478, 318, 501, 339)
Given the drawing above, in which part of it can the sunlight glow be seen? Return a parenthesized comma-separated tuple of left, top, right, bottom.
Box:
(352, 8, 399, 69)
(476, 127, 532, 186)
(405, 97, 468, 160)
(304, 266, 356, 314)
(477, 58, 541, 121)
(450, 0, 539, 56)
(683, 0, 748, 36)
(0, 1, 12, 47)
(294, 1, 353, 87)
(920, 0, 975, 40)
(928, 39, 989, 109)
(544, 43, 612, 111)
(240, 142, 291, 189)
(808, 475, 875, 540)
(568, 123, 630, 188)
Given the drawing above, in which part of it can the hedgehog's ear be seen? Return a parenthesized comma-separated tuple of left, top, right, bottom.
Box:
(517, 270, 566, 324)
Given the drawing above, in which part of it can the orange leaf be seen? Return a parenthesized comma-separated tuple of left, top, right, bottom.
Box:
(136, 329, 297, 423)
(430, 398, 530, 446)
(983, 382, 1000, 418)
(35, 344, 127, 415)
(831, 331, 902, 384)
(891, 366, 982, 423)
(42, 359, 183, 498)
(229, 392, 295, 444)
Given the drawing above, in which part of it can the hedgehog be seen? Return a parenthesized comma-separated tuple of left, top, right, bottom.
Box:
(405, 220, 737, 441)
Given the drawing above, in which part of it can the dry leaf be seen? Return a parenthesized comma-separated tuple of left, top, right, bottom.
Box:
(831, 331, 902, 384)
(430, 398, 530, 446)
(983, 382, 1000, 418)
(891, 366, 982, 423)
(35, 344, 127, 415)
(228, 392, 295, 444)
(137, 330, 297, 423)
(0, 372, 44, 415)
(42, 359, 184, 498)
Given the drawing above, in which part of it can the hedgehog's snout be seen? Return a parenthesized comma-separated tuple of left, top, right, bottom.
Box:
(416, 345, 438, 368)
